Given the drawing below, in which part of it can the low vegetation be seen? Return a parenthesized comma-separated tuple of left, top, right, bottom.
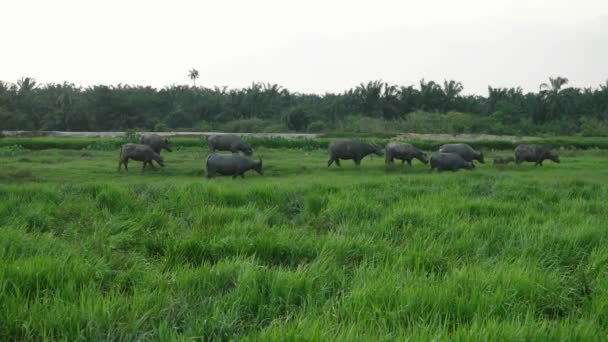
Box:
(3, 135, 608, 152)
(1, 141, 608, 339)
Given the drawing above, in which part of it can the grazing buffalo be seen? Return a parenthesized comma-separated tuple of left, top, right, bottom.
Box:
(439, 143, 484, 163)
(514, 145, 560, 166)
(327, 140, 383, 167)
(139, 134, 172, 154)
(206, 153, 263, 178)
(208, 134, 253, 155)
(494, 156, 515, 164)
(118, 144, 164, 171)
(429, 152, 474, 172)
(385, 142, 428, 166)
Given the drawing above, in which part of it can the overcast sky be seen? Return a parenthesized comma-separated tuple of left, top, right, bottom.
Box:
(2, 0, 607, 95)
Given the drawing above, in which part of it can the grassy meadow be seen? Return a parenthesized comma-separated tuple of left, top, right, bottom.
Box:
(1, 139, 608, 340)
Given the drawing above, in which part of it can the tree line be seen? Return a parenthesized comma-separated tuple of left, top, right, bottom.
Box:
(1, 76, 608, 135)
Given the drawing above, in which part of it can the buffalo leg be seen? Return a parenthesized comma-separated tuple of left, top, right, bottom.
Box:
(327, 158, 334, 167)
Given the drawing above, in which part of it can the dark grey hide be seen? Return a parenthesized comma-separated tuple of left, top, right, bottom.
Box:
(385, 142, 428, 166)
(327, 140, 383, 167)
(493, 156, 515, 164)
(514, 145, 560, 166)
(429, 152, 474, 172)
(206, 153, 263, 178)
(118, 143, 164, 171)
(439, 143, 484, 163)
(139, 134, 172, 154)
(208, 135, 253, 156)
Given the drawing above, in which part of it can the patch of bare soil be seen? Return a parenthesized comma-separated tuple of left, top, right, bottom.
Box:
(392, 133, 539, 142)
(1, 131, 321, 139)
(2, 131, 540, 142)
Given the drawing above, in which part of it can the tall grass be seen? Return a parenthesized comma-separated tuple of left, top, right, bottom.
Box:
(0, 146, 607, 339)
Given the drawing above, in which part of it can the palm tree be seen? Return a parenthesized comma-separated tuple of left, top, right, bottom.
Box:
(443, 80, 463, 100)
(540, 76, 569, 92)
(188, 69, 200, 87)
(355, 80, 385, 117)
(418, 79, 443, 111)
(17, 77, 38, 93)
(539, 76, 569, 121)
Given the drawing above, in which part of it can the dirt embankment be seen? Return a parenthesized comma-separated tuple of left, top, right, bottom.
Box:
(0, 131, 322, 139)
(393, 133, 539, 142)
(1, 130, 539, 142)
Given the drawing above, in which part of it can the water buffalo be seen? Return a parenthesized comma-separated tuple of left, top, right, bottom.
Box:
(327, 140, 383, 167)
(493, 156, 515, 164)
(514, 145, 560, 166)
(385, 142, 428, 166)
(206, 153, 263, 178)
(118, 144, 164, 171)
(208, 134, 253, 155)
(139, 134, 172, 154)
(439, 143, 484, 163)
(429, 152, 474, 172)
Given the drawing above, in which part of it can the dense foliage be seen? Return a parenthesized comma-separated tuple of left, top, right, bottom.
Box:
(1, 77, 608, 135)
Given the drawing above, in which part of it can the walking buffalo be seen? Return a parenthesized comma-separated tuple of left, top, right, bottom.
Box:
(514, 145, 560, 166)
(429, 152, 474, 172)
(327, 140, 383, 167)
(139, 134, 172, 154)
(206, 153, 263, 178)
(493, 156, 515, 164)
(118, 144, 164, 171)
(439, 143, 484, 164)
(385, 142, 428, 166)
(208, 134, 253, 155)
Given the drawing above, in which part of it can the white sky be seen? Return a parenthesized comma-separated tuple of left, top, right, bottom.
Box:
(2, 0, 607, 95)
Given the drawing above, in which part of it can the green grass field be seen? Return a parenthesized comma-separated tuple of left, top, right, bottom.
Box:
(1, 142, 608, 340)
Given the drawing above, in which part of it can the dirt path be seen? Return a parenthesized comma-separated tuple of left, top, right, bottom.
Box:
(1, 131, 322, 139)
(2, 131, 539, 142)
(392, 133, 539, 142)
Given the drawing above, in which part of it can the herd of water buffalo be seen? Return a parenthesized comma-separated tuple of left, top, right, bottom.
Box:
(117, 134, 561, 178)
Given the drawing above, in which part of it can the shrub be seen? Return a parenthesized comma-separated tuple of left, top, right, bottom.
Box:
(579, 117, 608, 137)
(217, 118, 272, 133)
(153, 123, 169, 132)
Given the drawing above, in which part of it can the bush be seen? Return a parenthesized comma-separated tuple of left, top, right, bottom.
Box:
(0, 145, 28, 157)
(307, 121, 327, 133)
(579, 117, 608, 137)
(217, 118, 273, 133)
(283, 107, 312, 131)
(339, 116, 405, 134)
(193, 121, 213, 132)
(154, 123, 170, 132)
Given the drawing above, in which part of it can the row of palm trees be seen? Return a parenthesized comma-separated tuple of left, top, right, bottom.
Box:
(1, 72, 607, 132)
